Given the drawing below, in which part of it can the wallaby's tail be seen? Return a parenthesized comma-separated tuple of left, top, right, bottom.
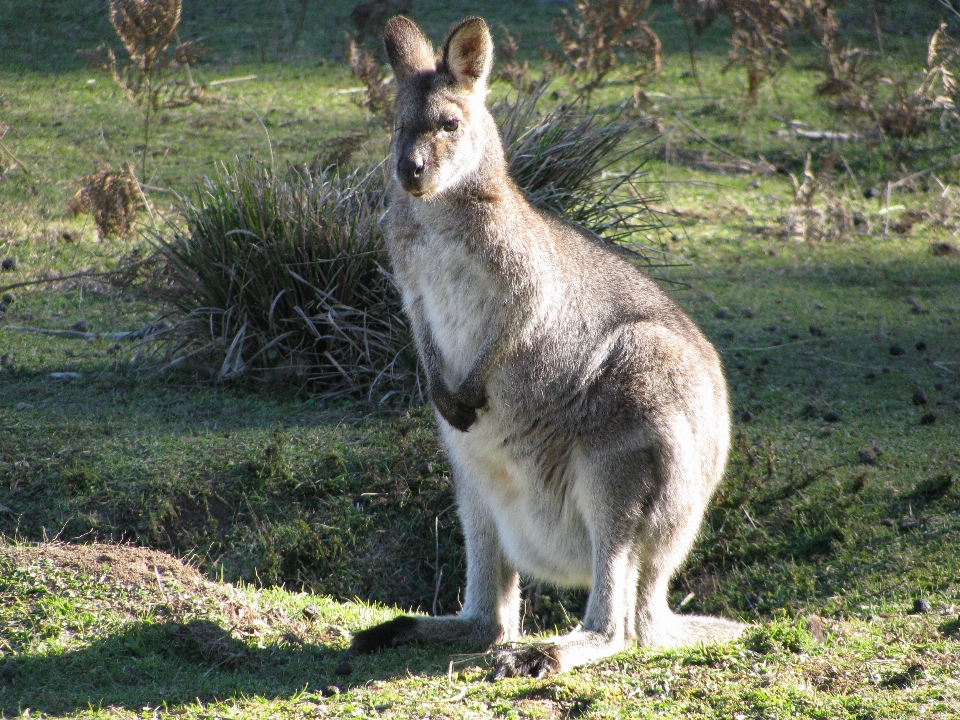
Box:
(643, 612, 745, 649)
(674, 613, 745, 644)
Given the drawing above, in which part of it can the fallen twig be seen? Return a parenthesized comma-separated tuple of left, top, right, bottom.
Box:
(771, 115, 860, 141)
(776, 128, 861, 141)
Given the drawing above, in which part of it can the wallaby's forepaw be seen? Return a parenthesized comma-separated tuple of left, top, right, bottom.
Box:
(490, 644, 562, 680)
(432, 391, 479, 432)
(455, 379, 488, 410)
(350, 615, 419, 654)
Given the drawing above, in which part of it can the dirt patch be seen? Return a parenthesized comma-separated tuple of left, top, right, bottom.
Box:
(0, 541, 204, 588)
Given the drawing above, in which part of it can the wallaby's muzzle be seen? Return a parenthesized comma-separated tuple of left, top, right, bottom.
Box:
(396, 153, 427, 195)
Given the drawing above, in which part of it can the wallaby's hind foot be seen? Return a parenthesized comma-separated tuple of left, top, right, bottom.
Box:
(489, 644, 561, 679)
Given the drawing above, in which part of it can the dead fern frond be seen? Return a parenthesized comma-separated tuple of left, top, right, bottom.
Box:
(110, 0, 181, 69)
(347, 36, 393, 121)
(545, 0, 662, 101)
(78, 0, 211, 175)
(70, 163, 145, 240)
(349, 0, 413, 45)
(919, 22, 960, 124)
(723, 0, 800, 105)
(311, 132, 371, 172)
(495, 23, 533, 92)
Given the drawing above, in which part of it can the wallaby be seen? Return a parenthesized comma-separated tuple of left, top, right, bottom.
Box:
(348, 15, 743, 678)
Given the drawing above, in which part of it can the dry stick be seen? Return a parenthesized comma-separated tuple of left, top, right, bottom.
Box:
(3, 324, 161, 341)
(0, 138, 30, 177)
(673, 113, 775, 173)
(890, 152, 960, 190)
(208, 75, 258, 87)
(873, 5, 884, 56)
(0, 266, 148, 294)
(154, 566, 171, 605)
(839, 155, 864, 198)
(883, 180, 894, 235)
(680, 12, 705, 94)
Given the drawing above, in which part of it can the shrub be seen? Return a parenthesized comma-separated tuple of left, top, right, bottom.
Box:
(154, 86, 659, 396)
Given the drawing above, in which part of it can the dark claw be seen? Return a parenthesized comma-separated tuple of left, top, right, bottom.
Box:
(350, 616, 419, 654)
(490, 644, 561, 680)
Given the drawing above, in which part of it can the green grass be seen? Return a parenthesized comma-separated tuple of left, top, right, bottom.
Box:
(3, 541, 960, 717)
(2, 0, 960, 717)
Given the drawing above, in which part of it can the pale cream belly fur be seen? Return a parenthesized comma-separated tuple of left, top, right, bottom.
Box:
(442, 419, 595, 588)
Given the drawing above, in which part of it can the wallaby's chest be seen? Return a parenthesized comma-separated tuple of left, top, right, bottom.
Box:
(397, 225, 502, 385)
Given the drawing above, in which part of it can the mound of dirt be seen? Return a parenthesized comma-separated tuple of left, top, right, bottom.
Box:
(0, 542, 204, 588)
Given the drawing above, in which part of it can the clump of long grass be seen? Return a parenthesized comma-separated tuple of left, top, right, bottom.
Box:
(153, 162, 416, 400)
(496, 81, 660, 244)
(155, 85, 658, 396)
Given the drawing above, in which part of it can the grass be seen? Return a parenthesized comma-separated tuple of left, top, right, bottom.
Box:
(1, 0, 960, 717)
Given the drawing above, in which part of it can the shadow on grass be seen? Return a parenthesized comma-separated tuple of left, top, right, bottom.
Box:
(0, 619, 460, 716)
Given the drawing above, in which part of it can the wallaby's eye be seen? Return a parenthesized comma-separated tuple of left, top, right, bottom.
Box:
(441, 118, 460, 133)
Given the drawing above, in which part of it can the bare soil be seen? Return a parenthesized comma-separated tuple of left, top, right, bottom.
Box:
(0, 541, 204, 588)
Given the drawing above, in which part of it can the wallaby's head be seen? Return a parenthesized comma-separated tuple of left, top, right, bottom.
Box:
(383, 16, 496, 200)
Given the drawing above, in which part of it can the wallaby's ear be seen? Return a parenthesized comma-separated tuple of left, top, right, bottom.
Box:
(384, 16, 435, 81)
(441, 17, 493, 92)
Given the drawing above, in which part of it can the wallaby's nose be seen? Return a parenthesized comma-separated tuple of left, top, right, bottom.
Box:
(397, 155, 426, 193)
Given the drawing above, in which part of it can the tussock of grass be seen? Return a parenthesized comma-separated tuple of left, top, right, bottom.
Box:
(496, 82, 660, 245)
(153, 162, 415, 398)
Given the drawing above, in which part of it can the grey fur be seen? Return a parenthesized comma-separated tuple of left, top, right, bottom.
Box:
(351, 15, 744, 677)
